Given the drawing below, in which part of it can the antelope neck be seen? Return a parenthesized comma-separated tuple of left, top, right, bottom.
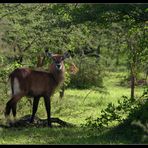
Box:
(50, 70, 64, 85)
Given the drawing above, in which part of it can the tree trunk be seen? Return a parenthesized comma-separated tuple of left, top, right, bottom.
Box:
(130, 61, 136, 101)
(131, 69, 135, 101)
(127, 37, 136, 102)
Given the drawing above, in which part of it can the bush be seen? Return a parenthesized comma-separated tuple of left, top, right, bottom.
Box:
(84, 88, 148, 129)
(69, 56, 103, 89)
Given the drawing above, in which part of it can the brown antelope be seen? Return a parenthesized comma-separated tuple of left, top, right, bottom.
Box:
(4, 49, 71, 127)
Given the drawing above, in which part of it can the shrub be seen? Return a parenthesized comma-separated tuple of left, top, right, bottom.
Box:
(69, 56, 103, 89)
(84, 88, 148, 129)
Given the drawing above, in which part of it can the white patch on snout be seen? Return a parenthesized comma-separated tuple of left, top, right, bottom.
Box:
(13, 78, 21, 95)
(56, 64, 62, 70)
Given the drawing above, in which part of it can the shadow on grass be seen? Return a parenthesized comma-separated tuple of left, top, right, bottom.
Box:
(0, 124, 147, 144)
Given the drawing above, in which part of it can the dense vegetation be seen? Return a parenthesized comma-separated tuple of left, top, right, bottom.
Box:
(0, 3, 148, 144)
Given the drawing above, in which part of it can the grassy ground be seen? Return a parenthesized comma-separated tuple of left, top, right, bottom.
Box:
(0, 71, 146, 144)
(0, 126, 140, 144)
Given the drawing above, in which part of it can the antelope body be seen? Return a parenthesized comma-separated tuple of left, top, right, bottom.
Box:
(5, 50, 70, 127)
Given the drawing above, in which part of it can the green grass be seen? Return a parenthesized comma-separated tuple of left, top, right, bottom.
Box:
(0, 127, 137, 144)
(0, 71, 146, 144)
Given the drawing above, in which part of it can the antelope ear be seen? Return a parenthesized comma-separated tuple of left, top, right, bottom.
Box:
(63, 50, 71, 59)
(45, 49, 53, 58)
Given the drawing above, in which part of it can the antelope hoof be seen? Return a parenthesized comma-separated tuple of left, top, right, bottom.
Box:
(48, 122, 52, 127)
(30, 118, 34, 123)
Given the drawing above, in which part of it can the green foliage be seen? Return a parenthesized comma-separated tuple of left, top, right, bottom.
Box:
(126, 88, 148, 124)
(69, 56, 103, 89)
(0, 3, 147, 89)
(0, 61, 22, 84)
(0, 4, 147, 144)
(84, 88, 148, 129)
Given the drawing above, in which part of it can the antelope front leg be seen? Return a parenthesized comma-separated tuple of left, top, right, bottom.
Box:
(44, 96, 51, 127)
(30, 97, 40, 123)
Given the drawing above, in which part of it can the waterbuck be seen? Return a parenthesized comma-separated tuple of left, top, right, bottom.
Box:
(5, 50, 71, 127)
